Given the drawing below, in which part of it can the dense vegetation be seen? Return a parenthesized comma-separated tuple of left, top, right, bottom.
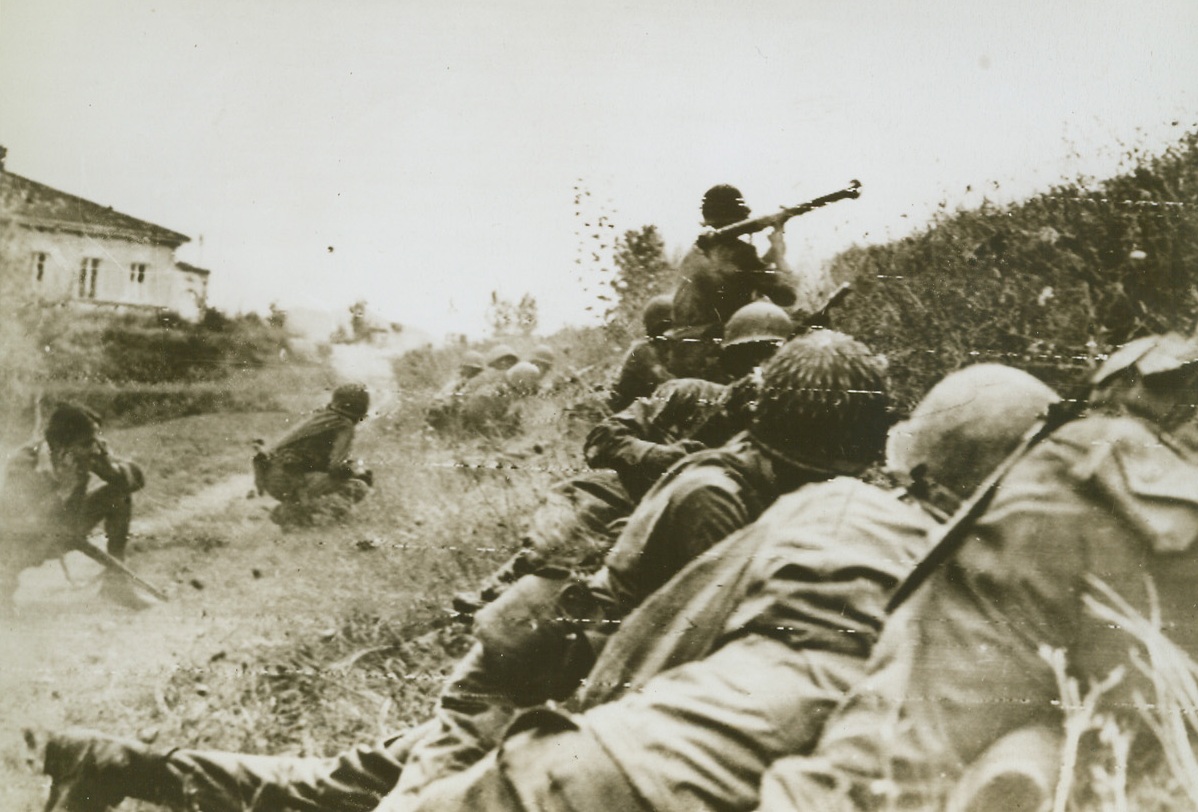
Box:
(829, 129, 1198, 409)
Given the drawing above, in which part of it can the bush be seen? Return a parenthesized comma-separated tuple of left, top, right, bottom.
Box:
(829, 129, 1198, 411)
(40, 308, 291, 386)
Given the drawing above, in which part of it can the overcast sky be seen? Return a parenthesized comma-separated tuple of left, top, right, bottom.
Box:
(2, 0, 1196, 339)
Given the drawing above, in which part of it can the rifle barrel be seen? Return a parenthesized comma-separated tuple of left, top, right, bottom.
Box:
(699, 180, 862, 245)
(73, 540, 169, 601)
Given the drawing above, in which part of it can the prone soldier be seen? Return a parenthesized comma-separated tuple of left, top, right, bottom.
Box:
(606, 294, 676, 412)
(755, 331, 1198, 812)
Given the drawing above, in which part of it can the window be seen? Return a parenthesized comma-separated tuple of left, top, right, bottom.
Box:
(130, 263, 147, 284)
(78, 258, 100, 299)
(32, 252, 47, 284)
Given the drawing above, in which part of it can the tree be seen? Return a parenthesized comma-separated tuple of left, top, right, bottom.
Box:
(349, 300, 370, 343)
(267, 302, 287, 330)
(487, 290, 517, 336)
(608, 225, 674, 330)
(515, 293, 539, 335)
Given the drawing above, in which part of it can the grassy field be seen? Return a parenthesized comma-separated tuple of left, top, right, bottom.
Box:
(0, 355, 583, 810)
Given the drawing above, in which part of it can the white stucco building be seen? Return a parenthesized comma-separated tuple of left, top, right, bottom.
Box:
(0, 148, 210, 320)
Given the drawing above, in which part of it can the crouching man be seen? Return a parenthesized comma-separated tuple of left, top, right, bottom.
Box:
(1, 402, 146, 611)
(253, 383, 373, 527)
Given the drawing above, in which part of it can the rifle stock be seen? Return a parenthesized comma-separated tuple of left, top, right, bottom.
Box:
(698, 180, 862, 247)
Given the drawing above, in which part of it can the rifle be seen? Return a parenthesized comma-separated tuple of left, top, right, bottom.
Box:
(696, 180, 862, 249)
(71, 538, 169, 602)
(791, 281, 852, 330)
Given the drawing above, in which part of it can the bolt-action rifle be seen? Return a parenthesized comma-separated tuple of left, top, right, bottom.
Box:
(70, 537, 169, 602)
(696, 180, 862, 249)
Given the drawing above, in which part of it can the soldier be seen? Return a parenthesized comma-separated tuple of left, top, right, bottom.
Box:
(253, 383, 373, 527)
(378, 364, 1060, 812)
(427, 350, 486, 431)
(754, 331, 1198, 812)
(38, 331, 889, 812)
(456, 360, 543, 437)
(584, 300, 794, 503)
(606, 294, 676, 412)
(0, 402, 146, 610)
(669, 184, 800, 379)
(391, 330, 892, 800)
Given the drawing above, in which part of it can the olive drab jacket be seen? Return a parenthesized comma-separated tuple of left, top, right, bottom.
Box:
(756, 413, 1198, 811)
(584, 378, 728, 501)
(575, 478, 937, 812)
(606, 337, 674, 413)
(267, 408, 357, 475)
(672, 238, 799, 337)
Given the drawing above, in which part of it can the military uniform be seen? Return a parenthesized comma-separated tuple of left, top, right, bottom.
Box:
(397, 477, 937, 812)
(255, 408, 367, 517)
(1, 426, 142, 607)
(669, 239, 799, 379)
(584, 377, 728, 501)
(755, 412, 1198, 811)
(395, 433, 810, 802)
(606, 337, 674, 413)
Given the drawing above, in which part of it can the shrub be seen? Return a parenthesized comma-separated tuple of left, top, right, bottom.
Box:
(829, 129, 1198, 412)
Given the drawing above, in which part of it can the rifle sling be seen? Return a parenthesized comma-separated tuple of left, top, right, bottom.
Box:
(886, 401, 1078, 612)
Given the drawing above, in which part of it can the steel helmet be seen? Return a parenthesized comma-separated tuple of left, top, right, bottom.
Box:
(749, 330, 890, 475)
(530, 345, 556, 371)
(886, 364, 1059, 498)
(331, 383, 370, 422)
(1091, 332, 1198, 386)
(461, 350, 485, 373)
(486, 345, 519, 370)
(723, 301, 794, 348)
(1090, 332, 1198, 428)
(45, 403, 101, 450)
(701, 184, 751, 228)
(642, 294, 675, 338)
(505, 361, 543, 394)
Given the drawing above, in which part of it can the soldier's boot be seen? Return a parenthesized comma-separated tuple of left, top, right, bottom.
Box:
(945, 724, 1062, 812)
(43, 728, 169, 811)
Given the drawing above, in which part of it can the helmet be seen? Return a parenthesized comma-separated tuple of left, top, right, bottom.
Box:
(723, 301, 794, 348)
(530, 345, 556, 371)
(331, 383, 370, 422)
(45, 403, 101, 450)
(1091, 332, 1198, 386)
(1090, 332, 1198, 428)
(461, 350, 485, 373)
(642, 294, 674, 337)
(505, 361, 543, 394)
(886, 364, 1059, 498)
(749, 331, 890, 475)
(701, 184, 751, 228)
(486, 344, 519, 370)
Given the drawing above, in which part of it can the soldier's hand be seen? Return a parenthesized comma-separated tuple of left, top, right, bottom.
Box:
(764, 224, 787, 261)
(642, 442, 699, 476)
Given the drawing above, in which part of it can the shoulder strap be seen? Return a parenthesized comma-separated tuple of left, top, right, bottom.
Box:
(886, 399, 1081, 611)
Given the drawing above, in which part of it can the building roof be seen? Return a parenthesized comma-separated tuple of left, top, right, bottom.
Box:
(176, 261, 211, 276)
(0, 169, 190, 247)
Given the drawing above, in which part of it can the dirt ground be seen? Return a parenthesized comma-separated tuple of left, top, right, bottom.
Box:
(0, 347, 433, 809)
